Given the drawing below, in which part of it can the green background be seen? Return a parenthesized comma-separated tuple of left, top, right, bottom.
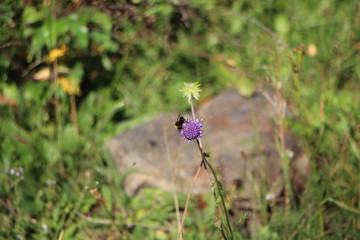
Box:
(0, 0, 359, 239)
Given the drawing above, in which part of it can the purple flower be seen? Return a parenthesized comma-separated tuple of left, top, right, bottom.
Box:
(180, 118, 204, 141)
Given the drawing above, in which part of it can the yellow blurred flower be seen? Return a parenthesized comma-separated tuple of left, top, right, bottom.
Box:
(57, 77, 80, 96)
(47, 45, 67, 62)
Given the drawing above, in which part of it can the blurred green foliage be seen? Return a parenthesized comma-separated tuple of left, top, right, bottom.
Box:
(0, 0, 359, 239)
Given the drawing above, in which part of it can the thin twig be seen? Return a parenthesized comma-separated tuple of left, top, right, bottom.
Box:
(178, 166, 202, 240)
(22, 58, 46, 77)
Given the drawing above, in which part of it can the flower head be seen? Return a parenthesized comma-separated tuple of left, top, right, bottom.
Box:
(179, 82, 202, 103)
(47, 45, 67, 63)
(57, 77, 81, 96)
(180, 118, 204, 141)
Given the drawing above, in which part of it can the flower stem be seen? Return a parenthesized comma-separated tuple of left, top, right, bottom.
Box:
(189, 94, 196, 119)
(204, 158, 234, 240)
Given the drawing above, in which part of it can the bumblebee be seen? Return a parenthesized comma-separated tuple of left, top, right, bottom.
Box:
(175, 114, 187, 131)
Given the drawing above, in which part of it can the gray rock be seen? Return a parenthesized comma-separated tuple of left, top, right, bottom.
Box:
(106, 90, 309, 195)
(106, 89, 309, 200)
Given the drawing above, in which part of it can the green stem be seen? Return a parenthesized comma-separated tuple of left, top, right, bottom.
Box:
(204, 158, 234, 240)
